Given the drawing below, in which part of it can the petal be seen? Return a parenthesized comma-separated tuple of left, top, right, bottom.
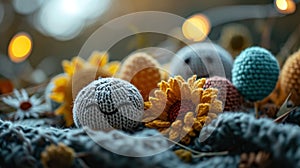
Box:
(50, 92, 65, 103)
(196, 103, 210, 117)
(159, 81, 169, 92)
(150, 97, 166, 109)
(88, 51, 108, 67)
(174, 76, 185, 83)
(31, 96, 42, 106)
(53, 76, 68, 86)
(187, 75, 197, 88)
(166, 88, 178, 103)
(2, 97, 19, 108)
(154, 90, 167, 101)
(170, 79, 181, 99)
(181, 83, 191, 100)
(13, 89, 23, 101)
(194, 78, 206, 89)
(191, 88, 203, 105)
(106, 61, 120, 75)
(20, 89, 29, 100)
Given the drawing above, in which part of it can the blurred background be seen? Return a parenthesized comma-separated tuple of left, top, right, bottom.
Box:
(0, 0, 299, 91)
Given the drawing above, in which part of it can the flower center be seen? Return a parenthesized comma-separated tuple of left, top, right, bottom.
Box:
(20, 101, 32, 111)
(168, 100, 195, 122)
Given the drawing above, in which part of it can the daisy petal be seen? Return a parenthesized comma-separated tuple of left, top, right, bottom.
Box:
(2, 97, 19, 108)
(21, 89, 29, 100)
(13, 89, 23, 101)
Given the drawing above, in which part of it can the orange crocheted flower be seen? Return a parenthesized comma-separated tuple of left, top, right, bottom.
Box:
(144, 75, 222, 145)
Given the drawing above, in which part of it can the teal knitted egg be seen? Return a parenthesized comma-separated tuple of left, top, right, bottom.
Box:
(232, 47, 279, 101)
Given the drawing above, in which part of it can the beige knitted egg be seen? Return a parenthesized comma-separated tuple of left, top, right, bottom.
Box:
(281, 49, 300, 105)
(118, 52, 162, 101)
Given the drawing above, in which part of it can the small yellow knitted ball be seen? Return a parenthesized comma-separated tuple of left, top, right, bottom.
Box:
(281, 49, 300, 105)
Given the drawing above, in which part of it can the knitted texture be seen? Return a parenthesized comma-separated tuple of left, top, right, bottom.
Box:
(280, 49, 300, 105)
(219, 24, 252, 58)
(118, 52, 162, 101)
(194, 112, 300, 167)
(72, 66, 112, 100)
(0, 119, 243, 168)
(73, 78, 144, 130)
(170, 42, 233, 81)
(204, 76, 243, 111)
(232, 47, 280, 101)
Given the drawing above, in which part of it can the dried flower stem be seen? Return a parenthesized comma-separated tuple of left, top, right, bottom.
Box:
(166, 137, 228, 158)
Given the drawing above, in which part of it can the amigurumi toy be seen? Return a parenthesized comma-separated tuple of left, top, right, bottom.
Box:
(204, 76, 243, 111)
(73, 77, 144, 130)
(280, 49, 300, 105)
(169, 42, 233, 81)
(232, 47, 279, 102)
(118, 52, 163, 101)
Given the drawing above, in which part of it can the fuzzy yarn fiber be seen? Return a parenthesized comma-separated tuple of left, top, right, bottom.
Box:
(0, 119, 243, 168)
(170, 42, 233, 81)
(232, 47, 279, 101)
(73, 77, 144, 130)
(194, 112, 300, 167)
(204, 76, 243, 111)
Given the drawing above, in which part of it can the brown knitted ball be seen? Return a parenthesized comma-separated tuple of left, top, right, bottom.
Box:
(204, 76, 243, 111)
(118, 52, 162, 101)
(281, 49, 300, 105)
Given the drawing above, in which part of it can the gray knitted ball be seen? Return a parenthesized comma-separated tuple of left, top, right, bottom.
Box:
(170, 42, 233, 80)
(73, 77, 144, 130)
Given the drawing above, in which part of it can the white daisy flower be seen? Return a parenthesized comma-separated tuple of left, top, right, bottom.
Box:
(1, 89, 49, 120)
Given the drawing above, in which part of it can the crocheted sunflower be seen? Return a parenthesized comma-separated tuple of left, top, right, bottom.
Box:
(50, 51, 120, 126)
(144, 75, 223, 145)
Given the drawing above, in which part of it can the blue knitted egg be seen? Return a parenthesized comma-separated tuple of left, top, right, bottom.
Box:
(232, 47, 279, 101)
(170, 42, 233, 80)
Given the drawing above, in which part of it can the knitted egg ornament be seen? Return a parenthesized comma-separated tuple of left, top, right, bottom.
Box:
(118, 52, 162, 101)
(73, 78, 144, 130)
(170, 42, 233, 81)
(232, 47, 279, 102)
(204, 76, 243, 111)
(281, 50, 300, 105)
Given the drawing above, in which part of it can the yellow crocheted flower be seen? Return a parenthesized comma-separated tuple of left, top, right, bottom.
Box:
(50, 51, 120, 126)
(144, 75, 222, 145)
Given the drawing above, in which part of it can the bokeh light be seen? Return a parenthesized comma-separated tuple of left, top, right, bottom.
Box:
(275, 0, 296, 14)
(33, 0, 111, 40)
(182, 14, 211, 42)
(12, 0, 44, 15)
(8, 32, 32, 63)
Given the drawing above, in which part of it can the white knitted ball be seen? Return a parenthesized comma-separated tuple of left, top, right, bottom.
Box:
(73, 78, 144, 130)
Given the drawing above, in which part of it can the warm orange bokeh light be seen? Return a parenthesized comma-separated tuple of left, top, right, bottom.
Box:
(8, 32, 32, 63)
(182, 14, 211, 42)
(275, 0, 296, 14)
